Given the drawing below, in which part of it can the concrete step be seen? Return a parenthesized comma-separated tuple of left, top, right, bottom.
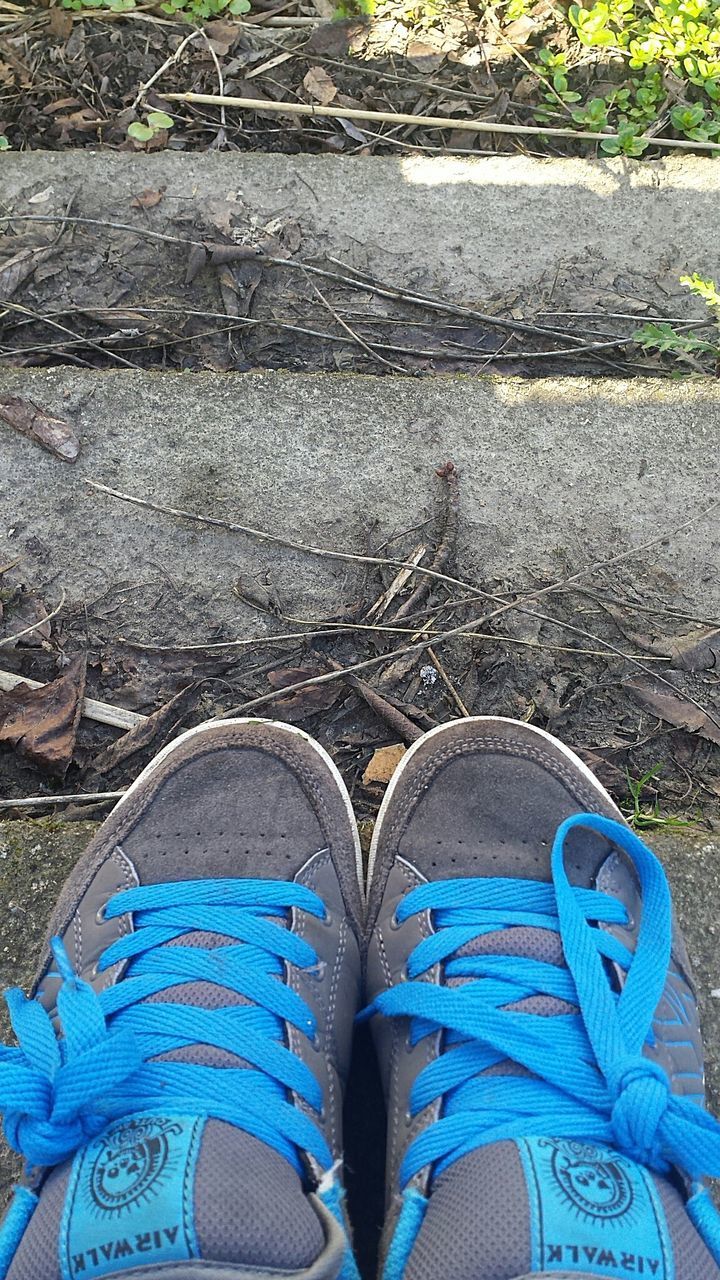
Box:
(3, 151, 719, 319)
(1, 367, 718, 643)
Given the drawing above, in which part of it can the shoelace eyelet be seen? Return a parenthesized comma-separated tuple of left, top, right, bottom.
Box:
(95, 904, 106, 925)
(389, 909, 403, 931)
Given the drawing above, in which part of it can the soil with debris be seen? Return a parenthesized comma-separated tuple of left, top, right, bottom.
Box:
(2, 3, 561, 158)
(2, 463, 719, 830)
(0, 0, 706, 162)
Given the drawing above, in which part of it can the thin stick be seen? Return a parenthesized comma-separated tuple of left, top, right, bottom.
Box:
(427, 645, 470, 717)
(322, 655, 423, 744)
(0, 213, 207, 249)
(367, 545, 427, 621)
(0, 590, 66, 648)
(163, 92, 720, 154)
(245, 49, 297, 81)
(121, 622, 671, 661)
(1, 301, 141, 371)
(86, 478, 475, 592)
(0, 221, 631, 355)
(321, 258, 621, 350)
(201, 29, 227, 135)
(89, 479, 718, 622)
(301, 268, 405, 373)
(87, 478, 719, 728)
(0, 791, 125, 812)
(0, 670, 146, 730)
(246, 15, 320, 25)
(132, 26, 199, 110)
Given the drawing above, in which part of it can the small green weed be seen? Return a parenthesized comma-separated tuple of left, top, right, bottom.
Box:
(160, 0, 249, 17)
(0, 136, 9, 151)
(334, 0, 375, 16)
(127, 110, 175, 145)
(634, 272, 720, 364)
(623, 764, 694, 831)
(515, 0, 720, 152)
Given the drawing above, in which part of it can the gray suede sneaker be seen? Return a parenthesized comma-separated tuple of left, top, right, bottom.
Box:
(364, 717, 720, 1280)
(0, 718, 364, 1280)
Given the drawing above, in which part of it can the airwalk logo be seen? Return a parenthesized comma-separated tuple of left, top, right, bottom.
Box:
(89, 1116, 181, 1215)
(517, 1138, 673, 1280)
(551, 1142, 634, 1221)
(61, 1114, 204, 1280)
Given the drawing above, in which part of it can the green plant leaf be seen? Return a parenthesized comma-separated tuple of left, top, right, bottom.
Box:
(681, 272, 720, 310)
(0, 135, 9, 151)
(127, 121, 155, 141)
(147, 111, 174, 130)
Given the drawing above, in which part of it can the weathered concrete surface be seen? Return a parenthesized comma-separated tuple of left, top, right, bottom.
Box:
(0, 819, 718, 1204)
(2, 152, 720, 313)
(0, 369, 718, 643)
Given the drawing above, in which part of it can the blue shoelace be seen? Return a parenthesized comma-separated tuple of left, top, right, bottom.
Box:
(366, 813, 720, 1195)
(0, 879, 331, 1176)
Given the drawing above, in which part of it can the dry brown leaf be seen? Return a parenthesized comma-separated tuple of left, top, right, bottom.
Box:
(54, 108, 101, 133)
(28, 185, 54, 205)
(504, 15, 538, 44)
(203, 19, 239, 55)
(3, 592, 52, 648)
(406, 40, 444, 73)
(0, 243, 53, 301)
(0, 396, 80, 462)
(208, 244, 263, 268)
(363, 744, 407, 787)
(627, 678, 720, 746)
(337, 116, 368, 143)
(131, 187, 165, 209)
(303, 65, 338, 105)
(576, 748, 626, 793)
(92, 683, 197, 774)
(0, 654, 86, 775)
(43, 97, 82, 114)
(47, 7, 73, 39)
(512, 73, 538, 102)
(266, 665, 343, 722)
(652, 627, 720, 672)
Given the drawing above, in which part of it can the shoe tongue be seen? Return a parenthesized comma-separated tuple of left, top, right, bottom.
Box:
(8, 1119, 324, 1280)
(407, 1138, 718, 1280)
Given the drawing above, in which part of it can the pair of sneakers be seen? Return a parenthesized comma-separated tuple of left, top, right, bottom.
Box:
(1, 715, 720, 1280)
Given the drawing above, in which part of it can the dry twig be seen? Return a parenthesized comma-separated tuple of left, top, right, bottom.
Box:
(0, 669, 146, 730)
(392, 462, 459, 621)
(0, 791, 125, 812)
(163, 91, 720, 154)
(0, 589, 66, 648)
